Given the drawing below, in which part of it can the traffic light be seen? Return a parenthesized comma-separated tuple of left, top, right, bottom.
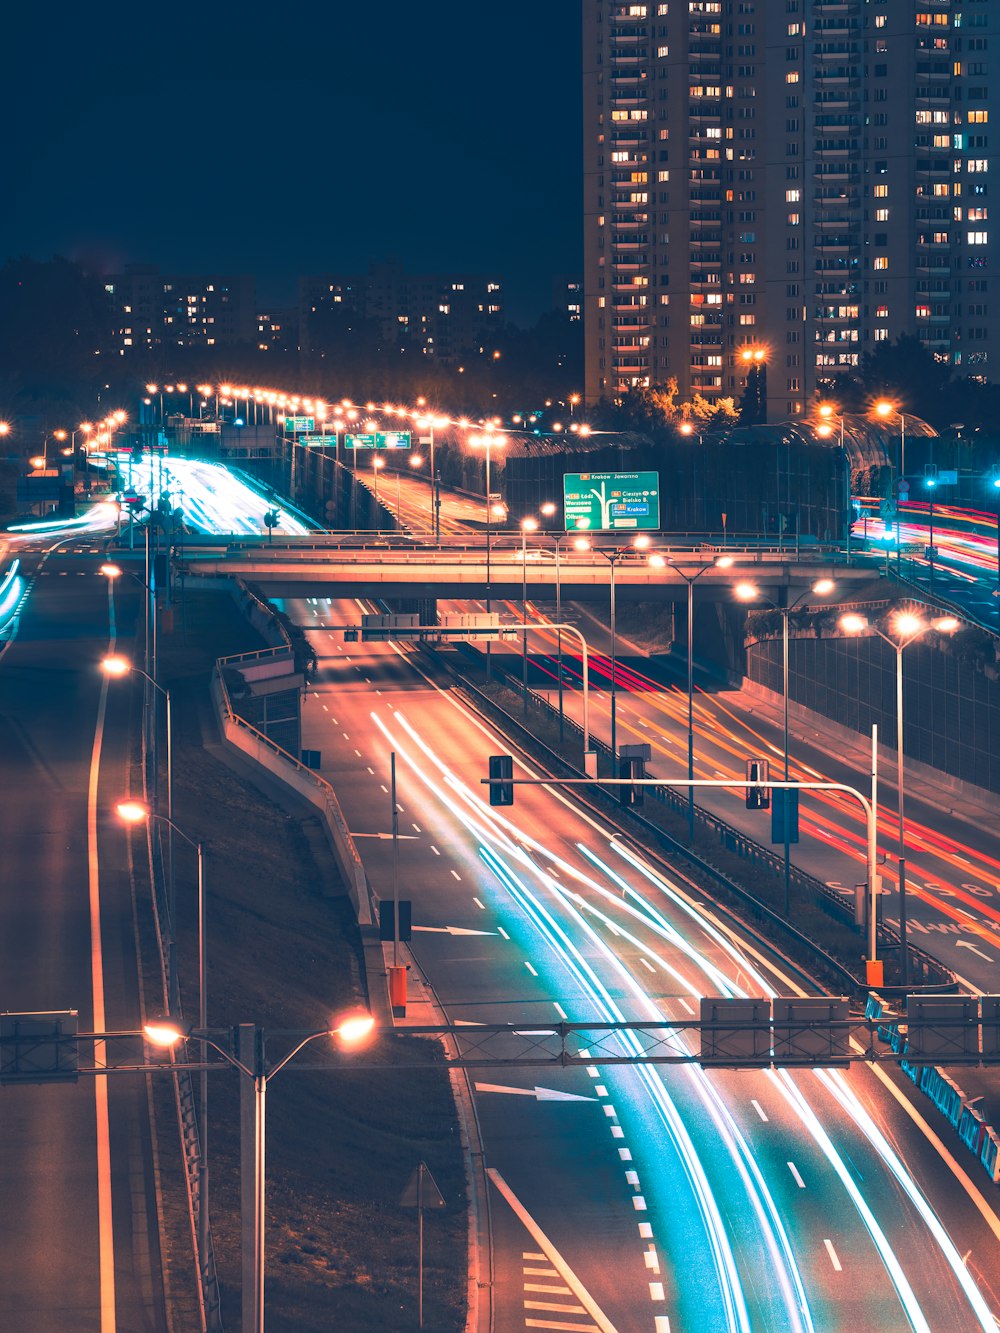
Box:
(746, 758, 770, 810)
(488, 755, 514, 806)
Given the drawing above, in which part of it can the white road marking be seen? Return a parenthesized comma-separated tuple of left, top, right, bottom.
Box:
(90, 598, 116, 1332)
(619, 1148, 632, 1162)
(354, 748, 362, 757)
(431, 845, 440, 855)
(625, 1169, 639, 1186)
(824, 1239, 843, 1272)
(644, 1247, 660, 1275)
(788, 1161, 806, 1189)
(412, 822, 421, 832)
(321, 704, 329, 712)
(488, 1169, 616, 1333)
(553, 1002, 568, 1020)
(450, 869, 462, 881)
(632, 1196, 648, 1211)
(751, 1099, 769, 1122)
(676, 997, 695, 1015)
(367, 766, 375, 775)
(649, 1281, 665, 1301)
(380, 784, 389, 794)
(639, 957, 655, 972)
(473, 897, 485, 910)
(525, 961, 538, 977)
(655, 1318, 672, 1333)
(497, 927, 510, 940)
(639, 1223, 653, 1239)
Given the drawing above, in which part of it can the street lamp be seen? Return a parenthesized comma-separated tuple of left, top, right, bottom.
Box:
(874, 400, 906, 571)
(595, 535, 651, 760)
(144, 1009, 375, 1333)
(104, 653, 175, 959)
(550, 533, 590, 741)
(372, 455, 384, 530)
(735, 578, 836, 911)
(839, 609, 959, 983)
(119, 799, 209, 1280)
(520, 518, 539, 710)
(469, 430, 507, 679)
(650, 555, 736, 843)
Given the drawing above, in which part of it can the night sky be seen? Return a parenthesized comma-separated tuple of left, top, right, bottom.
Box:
(0, 2, 581, 324)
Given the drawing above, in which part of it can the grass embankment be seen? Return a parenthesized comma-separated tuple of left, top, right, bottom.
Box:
(139, 591, 467, 1332)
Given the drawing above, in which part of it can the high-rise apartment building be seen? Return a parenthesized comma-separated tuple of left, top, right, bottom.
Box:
(583, 0, 999, 417)
(105, 265, 256, 354)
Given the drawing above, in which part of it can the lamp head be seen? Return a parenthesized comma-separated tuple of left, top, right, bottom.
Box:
(734, 582, 759, 602)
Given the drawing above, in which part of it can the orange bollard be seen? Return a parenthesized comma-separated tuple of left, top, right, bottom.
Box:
(389, 965, 407, 1017)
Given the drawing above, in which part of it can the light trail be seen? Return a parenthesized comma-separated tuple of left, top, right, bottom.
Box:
(362, 701, 995, 1329)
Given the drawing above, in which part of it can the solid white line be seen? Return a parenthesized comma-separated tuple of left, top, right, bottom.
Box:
(90, 600, 116, 1333)
(488, 1169, 617, 1333)
(823, 1239, 843, 1272)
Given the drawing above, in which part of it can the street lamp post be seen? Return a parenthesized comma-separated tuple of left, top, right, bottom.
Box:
(595, 536, 651, 761)
(144, 1011, 375, 1333)
(552, 528, 589, 743)
(372, 455, 384, 531)
(653, 555, 735, 843)
(875, 401, 906, 573)
(470, 430, 506, 681)
(840, 610, 959, 984)
(817, 404, 851, 560)
(120, 803, 208, 1276)
(736, 579, 836, 913)
(520, 518, 538, 712)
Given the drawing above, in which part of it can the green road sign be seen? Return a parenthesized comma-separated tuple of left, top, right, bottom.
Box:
(344, 431, 411, 450)
(563, 470, 660, 532)
(301, 435, 337, 446)
(284, 416, 315, 434)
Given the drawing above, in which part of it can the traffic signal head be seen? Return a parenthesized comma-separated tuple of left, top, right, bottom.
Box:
(488, 755, 514, 806)
(746, 758, 770, 809)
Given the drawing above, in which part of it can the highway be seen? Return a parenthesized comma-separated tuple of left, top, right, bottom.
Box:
(451, 589, 1000, 998)
(288, 591, 1000, 1332)
(0, 532, 166, 1330)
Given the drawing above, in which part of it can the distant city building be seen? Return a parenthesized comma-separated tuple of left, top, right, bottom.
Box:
(105, 265, 256, 353)
(255, 308, 297, 353)
(298, 260, 503, 361)
(583, 0, 1000, 415)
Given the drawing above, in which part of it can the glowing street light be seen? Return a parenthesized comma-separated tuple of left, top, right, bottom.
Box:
(142, 1008, 375, 1333)
(839, 609, 959, 982)
(735, 578, 837, 909)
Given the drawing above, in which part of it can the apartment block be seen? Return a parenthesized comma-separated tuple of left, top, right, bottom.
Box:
(583, 0, 999, 416)
(298, 260, 503, 362)
(105, 265, 256, 353)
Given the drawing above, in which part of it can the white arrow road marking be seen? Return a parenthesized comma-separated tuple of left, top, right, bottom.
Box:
(350, 831, 418, 840)
(956, 940, 994, 962)
(411, 925, 497, 936)
(475, 1083, 598, 1102)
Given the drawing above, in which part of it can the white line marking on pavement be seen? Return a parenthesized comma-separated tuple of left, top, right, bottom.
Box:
(473, 897, 485, 910)
(450, 869, 462, 881)
(553, 1002, 568, 1020)
(788, 1162, 806, 1189)
(431, 845, 440, 855)
(525, 961, 538, 976)
(497, 926, 510, 940)
(751, 1099, 769, 1122)
(824, 1239, 843, 1272)
(91, 598, 117, 1333)
(412, 823, 421, 832)
(488, 1169, 617, 1333)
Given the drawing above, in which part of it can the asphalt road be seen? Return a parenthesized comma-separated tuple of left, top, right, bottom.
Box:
(292, 593, 1000, 1333)
(443, 588, 1000, 998)
(0, 536, 166, 1331)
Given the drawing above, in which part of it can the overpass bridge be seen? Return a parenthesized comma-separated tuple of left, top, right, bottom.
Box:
(179, 537, 882, 604)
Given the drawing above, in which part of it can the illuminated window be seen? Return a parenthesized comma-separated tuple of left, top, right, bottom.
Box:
(873, 257, 889, 270)
(968, 231, 989, 244)
(873, 184, 888, 198)
(876, 208, 889, 221)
